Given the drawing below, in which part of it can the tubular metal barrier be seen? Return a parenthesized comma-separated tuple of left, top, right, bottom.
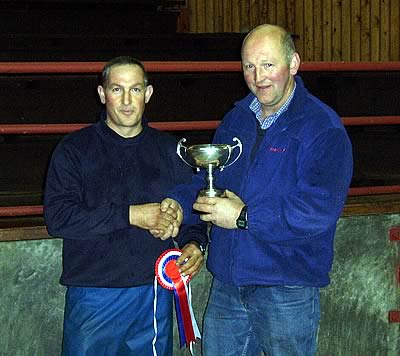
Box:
(1, 61, 400, 73)
(1, 116, 400, 135)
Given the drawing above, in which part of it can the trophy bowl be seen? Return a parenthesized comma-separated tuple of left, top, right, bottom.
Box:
(177, 137, 242, 197)
(186, 144, 232, 168)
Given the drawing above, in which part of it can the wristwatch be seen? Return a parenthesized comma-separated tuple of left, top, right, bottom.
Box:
(190, 241, 206, 255)
(236, 205, 248, 230)
(198, 243, 206, 255)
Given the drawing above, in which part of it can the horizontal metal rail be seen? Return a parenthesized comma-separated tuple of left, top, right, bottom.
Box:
(0, 205, 43, 217)
(1, 61, 400, 74)
(1, 116, 400, 135)
(1, 61, 399, 218)
(1, 116, 400, 217)
(0, 121, 220, 134)
(2, 184, 400, 217)
(348, 186, 400, 196)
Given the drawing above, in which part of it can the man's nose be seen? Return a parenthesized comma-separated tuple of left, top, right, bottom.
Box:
(122, 91, 131, 105)
(255, 67, 265, 84)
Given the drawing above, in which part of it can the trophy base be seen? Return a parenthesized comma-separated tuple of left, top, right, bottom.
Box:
(198, 188, 225, 198)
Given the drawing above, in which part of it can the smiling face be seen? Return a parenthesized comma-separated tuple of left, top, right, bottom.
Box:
(241, 26, 300, 117)
(97, 64, 153, 138)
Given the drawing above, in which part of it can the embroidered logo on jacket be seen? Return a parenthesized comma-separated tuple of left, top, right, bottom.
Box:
(268, 146, 287, 153)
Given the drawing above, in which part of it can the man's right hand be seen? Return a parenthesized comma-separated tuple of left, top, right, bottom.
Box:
(150, 198, 183, 239)
(129, 203, 176, 239)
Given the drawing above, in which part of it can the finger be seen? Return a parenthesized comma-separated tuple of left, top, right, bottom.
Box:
(195, 196, 213, 204)
(173, 217, 182, 227)
(163, 207, 178, 219)
(160, 198, 172, 212)
(152, 221, 169, 232)
(193, 202, 213, 213)
(177, 244, 202, 266)
(224, 189, 233, 198)
(178, 256, 195, 275)
(176, 210, 183, 225)
(159, 224, 174, 240)
(199, 214, 213, 223)
(156, 213, 178, 228)
(160, 235, 172, 241)
(159, 211, 175, 223)
(176, 254, 189, 267)
(149, 229, 163, 238)
(171, 224, 180, 238)
(161, 198, 180, 212)
(180, 256, 204, 276)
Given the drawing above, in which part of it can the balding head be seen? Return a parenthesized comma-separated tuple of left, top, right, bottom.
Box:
(242, 24, 297, 66)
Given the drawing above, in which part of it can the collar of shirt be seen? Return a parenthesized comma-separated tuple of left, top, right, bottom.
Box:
(249, 82, 297, 130)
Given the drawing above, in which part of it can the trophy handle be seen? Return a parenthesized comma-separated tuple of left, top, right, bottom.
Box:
(220, 137, 242, 171)
(176, 138, 200, 171)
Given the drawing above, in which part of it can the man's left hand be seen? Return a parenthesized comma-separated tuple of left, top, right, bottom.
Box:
(193, 189, 245, 229)
(176, 242, 205, 277)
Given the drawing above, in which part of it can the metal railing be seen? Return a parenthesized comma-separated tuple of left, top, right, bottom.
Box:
(1, 60, 400, 218)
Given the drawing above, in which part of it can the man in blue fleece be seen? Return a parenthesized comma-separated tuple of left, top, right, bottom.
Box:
(165, 25, 353, 355)
(44, 56, 207, 355)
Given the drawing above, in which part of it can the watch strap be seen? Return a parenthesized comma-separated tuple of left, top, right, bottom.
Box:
(236, 205, 248, 230)
(189, 240, 206, 255)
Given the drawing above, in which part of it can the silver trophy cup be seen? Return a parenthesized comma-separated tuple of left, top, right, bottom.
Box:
(177, 137, 242, 197)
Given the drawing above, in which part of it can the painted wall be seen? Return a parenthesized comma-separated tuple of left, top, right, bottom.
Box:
(1, 212, 399, 355)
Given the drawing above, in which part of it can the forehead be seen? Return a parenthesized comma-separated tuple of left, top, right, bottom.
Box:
(242, 31, 283, 61)
(107, 64, 145, 84)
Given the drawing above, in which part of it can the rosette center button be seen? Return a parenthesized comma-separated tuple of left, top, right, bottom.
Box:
(165, 260, 181, 282)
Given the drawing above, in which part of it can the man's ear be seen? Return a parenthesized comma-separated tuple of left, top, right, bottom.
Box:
(289, 53, 301, 75)
(145, 85, 154, 104)
(97, 85, 106, 104)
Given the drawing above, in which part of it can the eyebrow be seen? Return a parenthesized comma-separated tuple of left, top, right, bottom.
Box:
(108, 82, 145, 88)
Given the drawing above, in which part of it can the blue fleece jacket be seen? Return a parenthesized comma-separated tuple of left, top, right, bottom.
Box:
(171, 76, 353, 287)
(44, 118, 207, 287)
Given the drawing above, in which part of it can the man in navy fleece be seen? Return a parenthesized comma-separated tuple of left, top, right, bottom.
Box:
(164, 24, 353, 355)
(44, 56, 207, 355)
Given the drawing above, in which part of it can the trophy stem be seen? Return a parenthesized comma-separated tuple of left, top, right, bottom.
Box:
(198, 163, 224, 197)
(207, 163, 215, 192)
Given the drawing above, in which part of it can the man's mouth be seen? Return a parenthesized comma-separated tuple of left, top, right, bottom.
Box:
(256, 84, 272, 91)
(120, 109, 134, 115)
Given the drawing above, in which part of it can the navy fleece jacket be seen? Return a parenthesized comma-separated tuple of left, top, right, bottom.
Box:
(171, 76, 353, 287)
(44, 118, 207, 287)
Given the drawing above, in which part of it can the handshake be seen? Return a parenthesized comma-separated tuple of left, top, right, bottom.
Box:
(130, 190, 246, 238)
(129, 198, 184, 240)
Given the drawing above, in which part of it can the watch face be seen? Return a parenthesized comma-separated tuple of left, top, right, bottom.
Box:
(236, 206, 248, 229)
(199, 245, 205, 254)
(237, 220, 246, 228)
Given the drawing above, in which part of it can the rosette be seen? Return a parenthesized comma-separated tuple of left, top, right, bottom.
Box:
(155, 248, 201, 352)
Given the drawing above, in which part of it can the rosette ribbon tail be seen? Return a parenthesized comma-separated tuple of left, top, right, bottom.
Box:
(155, 249, 201, 354)
(172, 276, 201, 351)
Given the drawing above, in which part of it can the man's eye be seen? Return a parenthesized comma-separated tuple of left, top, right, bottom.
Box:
(264, 63, 273, 69)
(132, 87, 141, 93)
(244, 64, 254, 70)
(111, 87, 120, 93)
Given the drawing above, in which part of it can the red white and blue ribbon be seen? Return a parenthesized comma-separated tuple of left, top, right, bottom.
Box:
(155, 248, 201, 353)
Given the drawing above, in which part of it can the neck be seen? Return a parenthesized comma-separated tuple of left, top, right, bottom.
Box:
(106, 121, 143, 138)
